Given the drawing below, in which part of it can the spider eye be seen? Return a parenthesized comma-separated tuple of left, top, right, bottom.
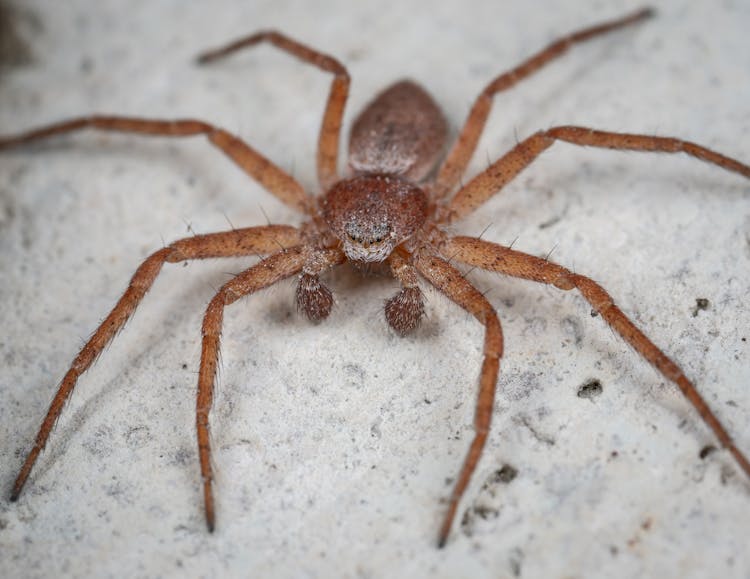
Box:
(344, 222, 389, 248)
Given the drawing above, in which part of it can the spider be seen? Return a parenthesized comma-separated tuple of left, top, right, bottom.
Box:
(3, 7, 750, 548)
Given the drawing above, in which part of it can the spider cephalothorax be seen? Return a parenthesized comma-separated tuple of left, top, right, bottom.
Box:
(4, 8, 750, 548)
(322, 174, 429, 262)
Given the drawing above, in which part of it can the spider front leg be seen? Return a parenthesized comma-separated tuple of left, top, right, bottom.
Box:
(413, 252, 504, 548)
(446, 126, 750, 221)
(10, 225, 301, 502)
(197, 30, 351, 190)
(443, 235, 750, 478)
(0, 117, 311, 213)
(433, 7, 653, 199)
(197, 246, 344, 531)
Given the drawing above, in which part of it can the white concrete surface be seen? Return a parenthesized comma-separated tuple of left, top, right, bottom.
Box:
(1, 1, 749, 577)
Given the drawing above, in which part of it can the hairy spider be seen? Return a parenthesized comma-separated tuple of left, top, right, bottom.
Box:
(3, 7, 749, 548)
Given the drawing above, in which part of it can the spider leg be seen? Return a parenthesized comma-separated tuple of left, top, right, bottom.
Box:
(197, 31, 350, 190)
(446, 126, 750, 221)
(442, 235, 750, 478)
(0, 117, 311, 213)
(413, 252, 504, 548)
(196, 246, 343, 531)
(433, 7, 653, 199)
(10, 225, 302, 502)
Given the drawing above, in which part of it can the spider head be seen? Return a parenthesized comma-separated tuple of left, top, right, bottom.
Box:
(322, 174, 428, 263)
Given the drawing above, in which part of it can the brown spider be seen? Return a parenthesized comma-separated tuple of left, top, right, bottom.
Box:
(3, 7, 750, 548)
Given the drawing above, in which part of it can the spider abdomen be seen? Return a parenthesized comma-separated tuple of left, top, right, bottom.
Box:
(348, 80, 448, 182)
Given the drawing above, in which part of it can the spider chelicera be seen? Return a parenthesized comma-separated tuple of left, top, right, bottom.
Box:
(3, 8, 749, 547)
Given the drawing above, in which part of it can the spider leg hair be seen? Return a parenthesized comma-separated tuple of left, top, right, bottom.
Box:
(10, 225, 302, 503)
(196, 246, 344, 531)
(196, 30, 350, 190)
(0, 117, 312, 213)
(434, 7, 654, 199)
(446, 126, 750, 222)
(413, 252, 504, 548)
(441, 235, 750, 478)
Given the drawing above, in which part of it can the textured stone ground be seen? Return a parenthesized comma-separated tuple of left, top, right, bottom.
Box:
(1, 1, 749, 577)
